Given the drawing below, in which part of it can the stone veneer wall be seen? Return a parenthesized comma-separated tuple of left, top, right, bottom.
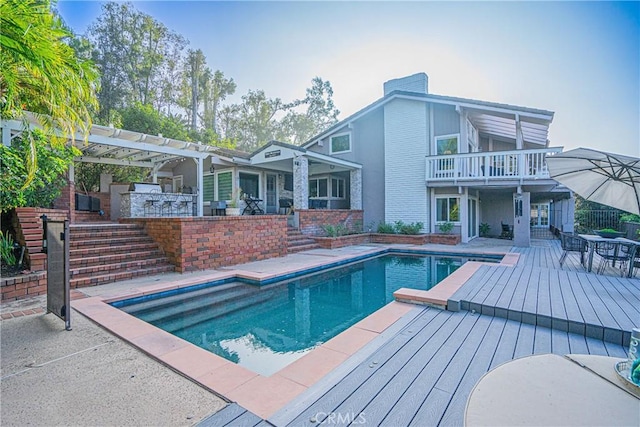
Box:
(124, 216, 288, 272)
(298, 209, 364, 236)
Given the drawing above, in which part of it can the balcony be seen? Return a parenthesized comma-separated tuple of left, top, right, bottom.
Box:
(426, 148, 563, 183)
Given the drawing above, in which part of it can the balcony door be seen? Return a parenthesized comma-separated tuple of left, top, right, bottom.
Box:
(530, 203, 550, 227)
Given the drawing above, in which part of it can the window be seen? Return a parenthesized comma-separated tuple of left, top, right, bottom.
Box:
(284, 173, 293, 191)
(331, 178, 345, 198)
(436, 197, 460, 223)
(330, 133, 351, 154)
(435, 134, 459, 155)
(239, 172, 259, 198)
(203, 174, 214, 202)
(216, 171, 232, 201)
(309, 178, 328, 197)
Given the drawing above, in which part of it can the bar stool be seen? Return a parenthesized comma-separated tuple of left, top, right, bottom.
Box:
(161, 199, 174, 216)
(175, 195, 190, 216)
(144, 191, 161, 216)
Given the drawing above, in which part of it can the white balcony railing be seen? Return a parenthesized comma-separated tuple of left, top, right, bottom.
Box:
(426, 148, 563, 182)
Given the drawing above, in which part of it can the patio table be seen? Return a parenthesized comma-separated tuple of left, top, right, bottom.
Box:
(465, 354, 639, 426)
(242, 197, 264, 215)
(579, 234, 640, 277)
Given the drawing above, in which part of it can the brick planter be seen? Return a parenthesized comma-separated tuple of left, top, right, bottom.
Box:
(312, 232, 461, 249)
(313, 234, 371, 249)
(298, 209, 363, 236)
(427, 234, 461, 245)
(370, 233, 430, 245)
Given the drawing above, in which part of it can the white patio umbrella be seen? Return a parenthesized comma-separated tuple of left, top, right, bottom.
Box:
(546, 148, 640, 215)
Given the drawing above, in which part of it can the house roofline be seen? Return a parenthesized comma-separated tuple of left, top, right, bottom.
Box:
(302, 90, 555, 149)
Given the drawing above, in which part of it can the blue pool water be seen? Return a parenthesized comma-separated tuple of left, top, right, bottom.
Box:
(116, 253, 497, 375)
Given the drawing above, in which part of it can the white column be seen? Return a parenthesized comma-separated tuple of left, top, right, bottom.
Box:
(196, 158, 203, 216)
(349, 169, 362, 210)
(293, 156, 308, 209)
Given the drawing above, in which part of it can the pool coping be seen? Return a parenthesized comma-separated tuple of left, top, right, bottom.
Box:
(72, 245, 511, 419)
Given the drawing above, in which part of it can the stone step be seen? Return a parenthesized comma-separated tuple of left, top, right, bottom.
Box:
(70, 229, 147, 241)
(70, 257, 172, 279)
(288, 243, 321, 253)
(69, 242, 159, 258)
(69, 235, 155, 249)
(69, 250, 164, 269)
(70, 223, 141, 232)
(70, 264, 175, 288)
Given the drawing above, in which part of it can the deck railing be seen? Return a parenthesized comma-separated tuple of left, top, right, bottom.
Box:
(426, 147, 563, 181)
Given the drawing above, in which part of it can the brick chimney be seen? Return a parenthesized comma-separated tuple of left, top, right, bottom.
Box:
(383, 73, 429, 96)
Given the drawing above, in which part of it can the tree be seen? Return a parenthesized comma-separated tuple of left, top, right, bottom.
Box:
(201, 69, 236, 134)
(0, 0, 99, 185)
(86, 2, 186, 121)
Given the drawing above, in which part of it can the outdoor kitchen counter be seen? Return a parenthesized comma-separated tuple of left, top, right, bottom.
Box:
(120, 192, 196, 217)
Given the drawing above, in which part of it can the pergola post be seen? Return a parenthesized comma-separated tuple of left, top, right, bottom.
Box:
(350, 169, 362, 210)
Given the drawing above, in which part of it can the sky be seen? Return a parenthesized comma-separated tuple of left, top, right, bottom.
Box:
(57, 1, 640, 157)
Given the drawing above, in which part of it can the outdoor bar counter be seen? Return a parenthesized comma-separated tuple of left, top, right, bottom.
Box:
(120, 182, 196, 218)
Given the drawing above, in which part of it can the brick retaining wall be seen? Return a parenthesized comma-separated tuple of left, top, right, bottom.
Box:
(13, 208, 69, 272)
(1, 271, 47, 302)
(124, 216, 288, 272)
(298, 209, 364, 236)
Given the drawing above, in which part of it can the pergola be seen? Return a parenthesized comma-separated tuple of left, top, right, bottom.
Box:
(1, 112, 213, 216)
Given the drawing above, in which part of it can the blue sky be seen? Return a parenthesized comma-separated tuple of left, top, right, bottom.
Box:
(58, 1, 639, 156)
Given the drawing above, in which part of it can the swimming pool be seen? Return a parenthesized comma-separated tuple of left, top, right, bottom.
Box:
(114, 252, 498, 376)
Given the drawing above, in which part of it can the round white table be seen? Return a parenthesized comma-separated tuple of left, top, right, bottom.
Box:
(465, 354, 640, 426)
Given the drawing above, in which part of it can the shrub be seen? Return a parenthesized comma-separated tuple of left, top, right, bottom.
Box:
(0, 231, 17, 266)
(479, 223, 491, 237)
(1, 129, 78, 212)
(321, 223, 349, 237)
(438, 222, 454, 234)
(620, 213, 640, 223)
(394, 220, 424, 235)
(376, 222, 396, 234)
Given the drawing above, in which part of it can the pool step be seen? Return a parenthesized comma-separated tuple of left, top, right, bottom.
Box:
(124, 282, 287, 333)
(69, 223, 174, 288)
(153, 285, 287, 333)
(121, 281, 255, 320)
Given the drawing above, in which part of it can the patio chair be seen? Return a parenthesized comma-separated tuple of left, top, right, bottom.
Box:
(620, 243, 640, 277)
(559, 232, 586, 268)
(278, 198, 293, 215)
(500, 223, 513, 239)
(594, 241, 630, 275)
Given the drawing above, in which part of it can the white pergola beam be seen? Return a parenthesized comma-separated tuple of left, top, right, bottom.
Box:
(74, 156, 155, 168)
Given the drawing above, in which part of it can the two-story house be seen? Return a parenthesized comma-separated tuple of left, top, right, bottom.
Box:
(301, 73, 574, 245)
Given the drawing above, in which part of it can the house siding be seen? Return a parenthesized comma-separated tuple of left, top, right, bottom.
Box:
(433, 104, 459, 137)
(384, 98, 429, 228)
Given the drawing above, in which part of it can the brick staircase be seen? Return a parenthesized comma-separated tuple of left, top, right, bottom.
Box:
(69, 223, 175, 288)
(287, 226, 320, 253)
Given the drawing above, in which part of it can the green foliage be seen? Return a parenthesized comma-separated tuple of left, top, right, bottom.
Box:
(1, 130, 78, 211)
(438, 222, 454, 234)
(376, 222, 396, 234)
(620, 213, 640, 223)
(0, 231, 17, 266)
(321, 224, 349, 237)
(376, 221, 424, 235)
(479, 223, 491, 237)
(394, 220, 424, 235)
(598, 228, 618, 233)
(1, 0, 99, 187)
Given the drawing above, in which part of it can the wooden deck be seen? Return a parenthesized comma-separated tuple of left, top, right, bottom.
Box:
(199, 240, 636, 427)
(273, 308, 626, 427)
(448, 241, 640, 347)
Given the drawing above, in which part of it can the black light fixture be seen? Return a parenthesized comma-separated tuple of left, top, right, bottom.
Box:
(209, 164, 215, 173)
